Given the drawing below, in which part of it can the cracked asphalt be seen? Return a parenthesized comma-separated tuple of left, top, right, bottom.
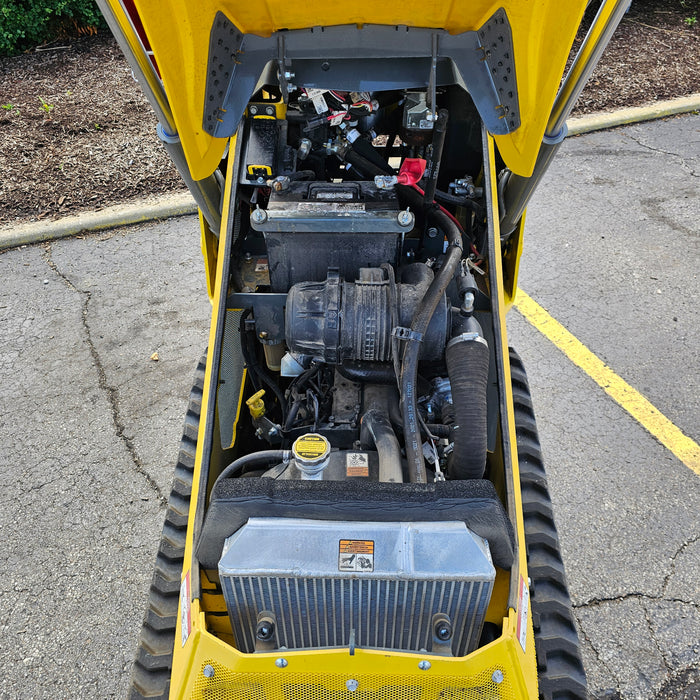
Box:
(1, 114, 698, 698)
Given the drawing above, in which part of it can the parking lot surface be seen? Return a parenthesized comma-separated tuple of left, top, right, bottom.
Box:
(0, 114, 698, 698)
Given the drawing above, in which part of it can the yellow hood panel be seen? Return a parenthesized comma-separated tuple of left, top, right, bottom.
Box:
(130, 0, 587, 180)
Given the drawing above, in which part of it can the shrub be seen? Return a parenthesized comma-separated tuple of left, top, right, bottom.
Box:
(0, 1, 105, 57)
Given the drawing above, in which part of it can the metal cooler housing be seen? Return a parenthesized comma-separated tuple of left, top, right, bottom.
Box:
(219, 517, 496, 655)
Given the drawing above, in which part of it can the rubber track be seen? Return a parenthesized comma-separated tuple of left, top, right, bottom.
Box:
(509, 348, 588, 700)
(128, 354, 206, 699)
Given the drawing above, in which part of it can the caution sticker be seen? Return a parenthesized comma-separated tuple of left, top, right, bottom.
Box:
(180, 570, 191, 647)
(346, 452, 369, 477)
(293, 434, 329, 460)
(339, 540, 374, 572)
(516, 575, 529, 652)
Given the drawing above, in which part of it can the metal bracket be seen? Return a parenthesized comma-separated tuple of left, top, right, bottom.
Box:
(226, 292, 287, 343)
(204, 11, 520, 138)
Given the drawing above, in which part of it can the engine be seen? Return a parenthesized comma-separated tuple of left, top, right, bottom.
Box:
(198, 84, 512, 658)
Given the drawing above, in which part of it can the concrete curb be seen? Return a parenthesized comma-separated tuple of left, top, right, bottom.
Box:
(0, 191, 197, 251)
(567, 93, 700, 136)
(2, 93, 699, 251)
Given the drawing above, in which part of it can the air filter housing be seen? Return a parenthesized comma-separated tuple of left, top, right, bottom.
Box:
(219, 517, 495, 655)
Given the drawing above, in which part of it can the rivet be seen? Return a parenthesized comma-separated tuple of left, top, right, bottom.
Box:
(492, 669, 504, 684)
(275, 658, 288, 668)
(418, 660, 431, 670)
(203, 664, 215, 678)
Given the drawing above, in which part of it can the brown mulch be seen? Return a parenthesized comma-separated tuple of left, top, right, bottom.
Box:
(0, 0, 698, 226)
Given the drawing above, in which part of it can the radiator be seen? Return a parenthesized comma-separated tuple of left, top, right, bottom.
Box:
(219, 518, 495, 655)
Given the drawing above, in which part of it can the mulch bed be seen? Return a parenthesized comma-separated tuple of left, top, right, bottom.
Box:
(1, 0, 698, 225)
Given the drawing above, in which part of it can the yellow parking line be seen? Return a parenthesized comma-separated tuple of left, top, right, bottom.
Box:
(514, 289, 700, 477)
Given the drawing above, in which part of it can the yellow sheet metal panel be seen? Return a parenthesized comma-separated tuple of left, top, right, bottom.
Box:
(126, 0, 587, 180)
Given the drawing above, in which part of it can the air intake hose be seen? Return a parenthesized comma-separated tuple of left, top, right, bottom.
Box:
(445, 331, 489, 479)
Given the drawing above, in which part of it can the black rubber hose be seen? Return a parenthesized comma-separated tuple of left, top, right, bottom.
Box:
(214, 449, 291, 486)
(343, 149, 388, 178)
(425, 423, 451, 439)
(360, 409, 403, 483)
(350, 138, 394, 175)
(422, 109, 449, 208)
(397, 186, 463, 483)
(445, 336, 490, 479)
(337, 360, 396, 384)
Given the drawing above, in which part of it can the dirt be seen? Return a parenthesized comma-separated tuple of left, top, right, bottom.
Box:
(1, 0, 698, 226)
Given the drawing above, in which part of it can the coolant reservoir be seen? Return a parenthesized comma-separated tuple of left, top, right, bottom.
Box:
(292, 433, 331, 479)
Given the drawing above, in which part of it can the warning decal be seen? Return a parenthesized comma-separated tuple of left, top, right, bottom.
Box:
(338, 539, 374, 572)
(346, 452, 369, 477)
(516, 575, 529, 652)
(180, 570, 191, 647)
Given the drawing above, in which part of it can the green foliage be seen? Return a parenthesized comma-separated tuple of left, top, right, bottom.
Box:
(38, 96, 54, 117)
(0, 1, 105, 56)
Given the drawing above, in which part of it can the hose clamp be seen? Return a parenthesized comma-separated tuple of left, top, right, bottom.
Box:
(392, 326, 423, 342)
(446, 332, 488, 350)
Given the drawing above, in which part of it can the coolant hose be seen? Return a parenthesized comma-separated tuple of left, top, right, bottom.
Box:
(397, 186, 463, 483)
(337, 360, 396, 385)
(360, 409, 403, 483)
(445, 334, 489, 479)
(214, 450, 291, 487)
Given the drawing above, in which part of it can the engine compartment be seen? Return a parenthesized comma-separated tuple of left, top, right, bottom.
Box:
(202, 81, 514, 659)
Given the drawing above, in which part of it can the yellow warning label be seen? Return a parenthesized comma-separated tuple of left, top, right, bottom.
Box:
(339, 540, 374, 555)
(339, 540, 375, 572)
(293, 434, 328, 460)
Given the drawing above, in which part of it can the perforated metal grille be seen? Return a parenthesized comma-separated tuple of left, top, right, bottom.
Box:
(192, 662, 517, 700)
(222, 576, 491, 656)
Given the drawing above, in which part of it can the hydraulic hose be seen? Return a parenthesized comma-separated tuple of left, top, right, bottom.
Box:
(214, 450, 291, 487)
(445, 334, 489, 479)
(422, 109, 449, 207)
(397, 186, 463, 483)
(337, 360, 396, 385)
(360, 409, 403, 483)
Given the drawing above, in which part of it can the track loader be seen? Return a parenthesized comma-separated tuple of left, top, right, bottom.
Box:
(96, 1, 630, 697)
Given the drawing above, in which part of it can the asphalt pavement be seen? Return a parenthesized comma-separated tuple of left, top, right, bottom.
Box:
(0, 113, 698, 699)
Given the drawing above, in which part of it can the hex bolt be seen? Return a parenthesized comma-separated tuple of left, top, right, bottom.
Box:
(418, 660, 431, 671)
(203, 664, 215, 678)
(265, 106, 275, 116)
(346, 679, 359, 692)
(492, 669, 504, 684)
(434, 619, 453, 641)
(251, 208, 267, 224)
(427, 227, 438, 238)
(256, 619, 275, 641)
(249, 105, 258, 115)
(275, 658, 288, 668)
(397, 208, 414, 227)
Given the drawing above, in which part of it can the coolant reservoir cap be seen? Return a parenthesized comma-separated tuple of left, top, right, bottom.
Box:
(292, 433, 330, 466)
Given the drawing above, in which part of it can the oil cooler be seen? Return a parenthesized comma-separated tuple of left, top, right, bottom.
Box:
(219, 517, 495, 656)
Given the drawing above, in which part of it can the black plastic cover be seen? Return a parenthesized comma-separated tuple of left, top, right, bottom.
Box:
(196, 478, 515, 570)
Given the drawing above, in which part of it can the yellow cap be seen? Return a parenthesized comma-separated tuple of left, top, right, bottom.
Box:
(246, 389, 266, 420)
(292, 433, 331, 466)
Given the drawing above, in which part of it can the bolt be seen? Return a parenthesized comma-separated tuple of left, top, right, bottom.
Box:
(249, 105, 258, 115)
(321, 61, 330, 72)
(346, 679, 359, 692)
(265, 106, 275, 116)
(256, 620, 275, 641)
(397, 208, 414, 228)
(203, 664, 215, 678)
(251, 208, 267, 224)
(418, 660, 431, 671)
(275, 657, 288, 668)
(244, 252, 253, 262)
(435, 619, 453, 641)
(406, 249, 415, 259)
(427, 226, 438, 238)
(492, 669, 504, 684)
(283, 71, 295, 80)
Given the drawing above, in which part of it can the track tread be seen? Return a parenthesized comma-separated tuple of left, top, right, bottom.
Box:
(510, 347, 588, 700)
(128, 353, 206, 700)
